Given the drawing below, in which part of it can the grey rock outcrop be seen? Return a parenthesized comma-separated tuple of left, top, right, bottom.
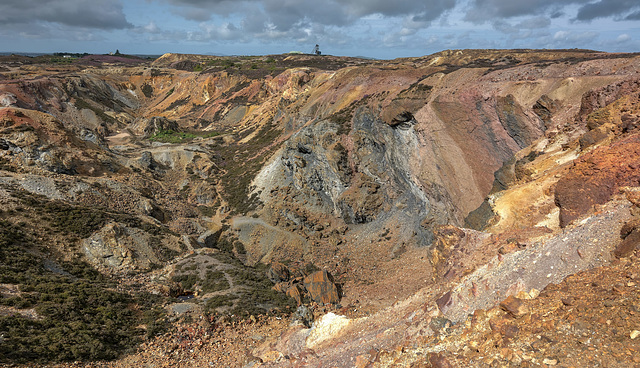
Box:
(82, 222, 183, 272)
(0, 92, 17, 107)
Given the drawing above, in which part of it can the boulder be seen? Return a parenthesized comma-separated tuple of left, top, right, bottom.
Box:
(139, 151, 158, 170)
(436, 291, 453, 314)
(615, 220, 640, 258)
(267, 262, 291, 283)
(286, 284, 303, 306)
(500, 295, 528, 318)
(291, 305, 314, 327)
(303, 270, 340, 305)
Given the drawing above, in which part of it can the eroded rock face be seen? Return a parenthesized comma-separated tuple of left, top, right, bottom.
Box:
(555, 134, 640, 227)
(382, 101, 417, 128)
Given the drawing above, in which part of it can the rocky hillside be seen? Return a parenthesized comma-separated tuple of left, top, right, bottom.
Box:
(1, 49, 640, 367)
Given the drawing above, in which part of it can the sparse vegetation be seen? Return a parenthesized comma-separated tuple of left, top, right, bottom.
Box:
(173, 273, 199, 291)
(215, 122, 281, 215)
(330, 106, 355, 136)
(73, 98, 118, 126)
(205, 294, 236, 311)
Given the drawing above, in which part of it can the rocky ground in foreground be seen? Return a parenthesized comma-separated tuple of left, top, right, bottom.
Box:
(9, 250, 640, 368)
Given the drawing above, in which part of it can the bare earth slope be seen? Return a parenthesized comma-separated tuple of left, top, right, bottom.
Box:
(1, 49, 640, 367)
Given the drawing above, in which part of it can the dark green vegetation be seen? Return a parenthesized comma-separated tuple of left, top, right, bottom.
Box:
(14, 190, 173, 240)
(141, 83, 153, 98)
(0, 220, 168, 364)
(0, 186, 179, 363)
(223, 261, 297, 317)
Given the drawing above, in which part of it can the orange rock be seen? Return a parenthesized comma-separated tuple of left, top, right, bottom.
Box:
(428, 352, 453, 368)
(555, 134, 640, 227)
(286, 284, 303, 306)
(355, 354, 371, 368)
(500, 295, 528, 318)
(303, 270, 340, 305)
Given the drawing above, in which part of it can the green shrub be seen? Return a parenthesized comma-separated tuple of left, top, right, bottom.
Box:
(200, 271, 230, 293)
(172, 273, 199, 291)
(0, 220, 170, 364)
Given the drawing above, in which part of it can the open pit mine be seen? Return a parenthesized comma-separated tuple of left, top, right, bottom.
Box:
(1, 49, 640, 367)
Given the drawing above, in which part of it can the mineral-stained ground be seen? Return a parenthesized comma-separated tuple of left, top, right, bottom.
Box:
(1, 49, 640, 367)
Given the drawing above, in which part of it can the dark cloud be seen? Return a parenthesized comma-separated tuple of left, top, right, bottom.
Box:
(575, 0, 640, 21)
(0, 0, 131, 30)
(159, 0, 456, 31)
(466, 0, 640, 24)
(464, 0, 591, 23)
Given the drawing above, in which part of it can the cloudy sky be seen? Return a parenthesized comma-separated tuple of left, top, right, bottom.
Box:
(0, 0, 638, 59)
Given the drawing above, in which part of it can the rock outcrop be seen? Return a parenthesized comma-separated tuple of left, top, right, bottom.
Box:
(303, 270, 340, 305)
(83, 222, 183, 272)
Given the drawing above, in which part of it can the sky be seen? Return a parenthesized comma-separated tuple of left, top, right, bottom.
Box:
(0, 0, 639, 59)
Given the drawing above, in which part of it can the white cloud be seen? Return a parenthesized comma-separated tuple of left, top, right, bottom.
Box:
(616, 33, 631, 43)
